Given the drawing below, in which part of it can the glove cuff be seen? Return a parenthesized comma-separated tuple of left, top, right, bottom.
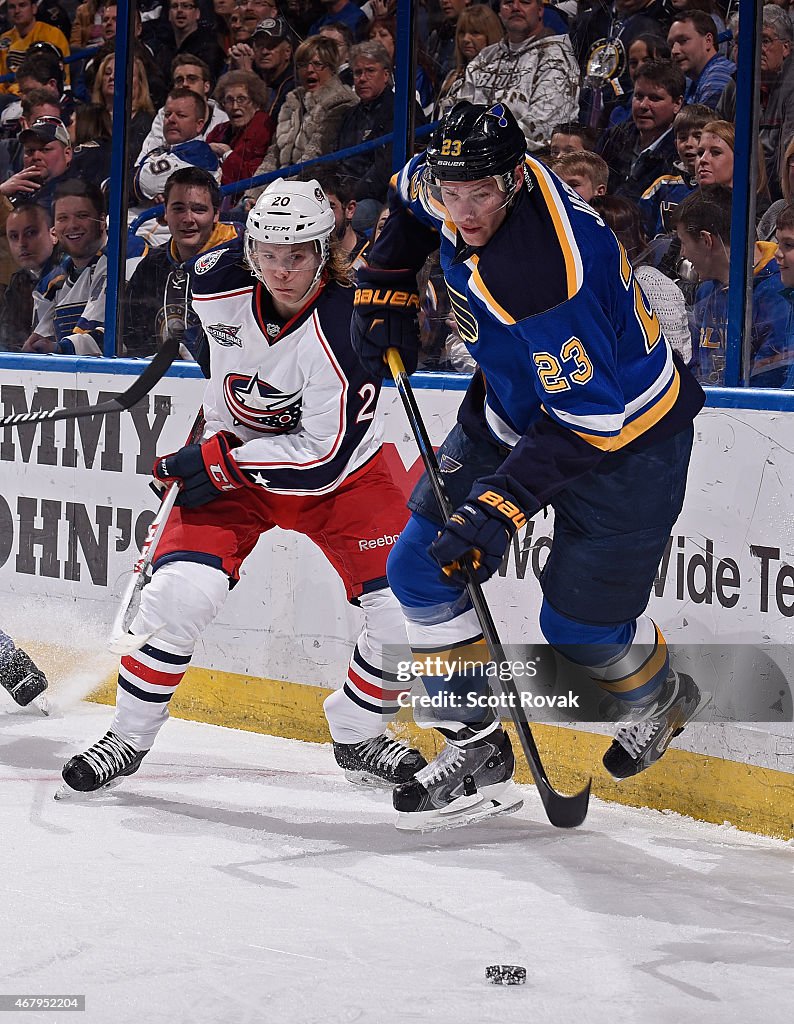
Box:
(356, 266, 418, 290)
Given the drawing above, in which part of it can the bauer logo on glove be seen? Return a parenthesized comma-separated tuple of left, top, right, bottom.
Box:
(353, 288, 420, 310)
(429, 477, 530, 585)
(477, 490, 527, 530)
(351, 267, 421, 378)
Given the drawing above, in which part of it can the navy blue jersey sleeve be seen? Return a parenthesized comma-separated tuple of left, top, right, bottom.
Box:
(362, 155, 440, 276)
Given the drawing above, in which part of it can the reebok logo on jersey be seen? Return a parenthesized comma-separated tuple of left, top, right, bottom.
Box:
(358, 532, 400, 551)
(207, 323, 243, 347)
(194, 249, 225, 274)
(223, 372, 302, 433)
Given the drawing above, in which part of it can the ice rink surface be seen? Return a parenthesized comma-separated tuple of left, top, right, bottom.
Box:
(2, 701, 793, 1024)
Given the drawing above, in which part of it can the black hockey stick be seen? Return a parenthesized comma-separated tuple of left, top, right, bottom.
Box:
(386, 349, 591, 829)
(0, 332, 181, 429)
(108, 406, 206, 655)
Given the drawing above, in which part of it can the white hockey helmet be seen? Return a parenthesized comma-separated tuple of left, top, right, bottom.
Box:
(247, 177, 335, 244)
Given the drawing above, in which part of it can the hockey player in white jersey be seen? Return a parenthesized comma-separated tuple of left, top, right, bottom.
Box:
(60, 179, 426, 796)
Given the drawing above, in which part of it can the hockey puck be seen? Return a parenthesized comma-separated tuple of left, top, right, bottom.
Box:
(485, 965, 526, 985)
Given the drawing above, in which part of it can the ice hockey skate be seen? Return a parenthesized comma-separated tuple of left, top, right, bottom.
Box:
(56, 730, 149, 800)
(602, 672, 709, 780)
(393, 723, 523, 831)
(0, 648, 49, 715)
(333, 733, 427, 786)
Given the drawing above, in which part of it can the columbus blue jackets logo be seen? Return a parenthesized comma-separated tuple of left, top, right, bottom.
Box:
(194, 249, 225, 275)
(207, 323, 243, 347)
(223, 372, 302, 433)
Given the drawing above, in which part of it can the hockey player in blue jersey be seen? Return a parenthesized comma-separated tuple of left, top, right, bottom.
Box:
(352, 101, 708, 830)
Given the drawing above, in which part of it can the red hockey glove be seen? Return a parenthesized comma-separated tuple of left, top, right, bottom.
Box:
(152, 430, 252, 507)
(351, 267, 421, 378)
(429, 478, 529, 585)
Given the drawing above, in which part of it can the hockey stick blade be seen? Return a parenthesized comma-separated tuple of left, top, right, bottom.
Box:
(385, 348, 591, 829)
(0, 333, 180, 429)
(107, 627, 159, 656)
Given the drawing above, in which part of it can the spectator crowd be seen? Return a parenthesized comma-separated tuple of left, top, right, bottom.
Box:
(0, 0, 793, 388)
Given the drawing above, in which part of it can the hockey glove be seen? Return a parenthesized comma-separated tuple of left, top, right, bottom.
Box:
(351, 267, 421, 378)
(429, 478, 529, 585)
(152, 430, 252, 508)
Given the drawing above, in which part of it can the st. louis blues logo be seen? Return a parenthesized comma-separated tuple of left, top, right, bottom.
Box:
(486, 103, 509, 127)
(223, 372, 302, 433)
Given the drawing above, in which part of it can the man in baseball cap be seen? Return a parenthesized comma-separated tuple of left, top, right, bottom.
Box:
(252, 15, 292, 45)
(19, 113, 71, 148)
(249, 16, 296, 119)
(0, 115, 79, 212)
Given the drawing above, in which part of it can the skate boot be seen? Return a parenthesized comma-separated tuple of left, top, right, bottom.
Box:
(603, 672, 708, 780)
(58, 730, 149, 797)
(0, 648, 49, 713)
(333, 733, 427, 786)
(393, 722, 523, 831)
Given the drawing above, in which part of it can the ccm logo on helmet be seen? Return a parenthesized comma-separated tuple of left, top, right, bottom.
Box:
(354, 289, 419, 309)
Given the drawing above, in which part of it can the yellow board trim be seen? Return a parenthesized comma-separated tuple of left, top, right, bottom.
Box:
(88, 666, 794, 840)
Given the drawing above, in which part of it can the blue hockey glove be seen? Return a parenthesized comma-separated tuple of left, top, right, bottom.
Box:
(351, 268, 421, 378)
(429, 478, 529, 585)
(152, 430, 251, 508)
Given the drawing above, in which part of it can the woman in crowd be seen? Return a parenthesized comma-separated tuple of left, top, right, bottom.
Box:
(92, 52, 156, 164)
(696, 119, 771, 220)
(69, 102, 113, 185)
(247, 36, 357, 199)
(70, 0, 103, 49)
(207, 71, 274, 200)
(365, 16, 436, 115)
(432, 4, 502, 120)
(592, 194, 693, 364)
